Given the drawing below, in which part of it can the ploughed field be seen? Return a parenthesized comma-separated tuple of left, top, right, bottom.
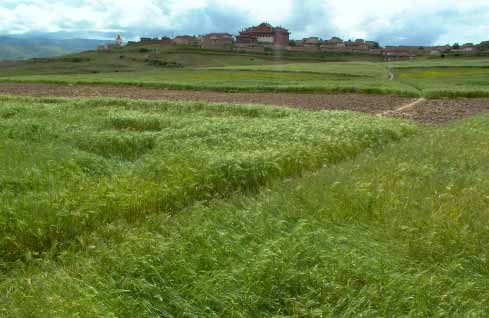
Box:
(2, 95, 489, 316)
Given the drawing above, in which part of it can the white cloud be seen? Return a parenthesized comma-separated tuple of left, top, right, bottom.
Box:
(0, 0, 488, 45)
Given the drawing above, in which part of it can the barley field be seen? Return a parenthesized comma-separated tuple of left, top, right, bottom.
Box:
(2, 95, 489, 316)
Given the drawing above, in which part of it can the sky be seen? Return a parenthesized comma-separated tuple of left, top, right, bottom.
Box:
(0, 0, 488, 46)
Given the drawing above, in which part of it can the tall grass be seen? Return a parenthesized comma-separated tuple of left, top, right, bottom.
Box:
(0, 96, 416, 266)
(2, 115, 489, 317)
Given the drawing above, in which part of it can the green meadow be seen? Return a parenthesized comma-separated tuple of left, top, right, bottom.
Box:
(2, 95, 489, 316)
(395, 67, 489, 98)
(2, 53, 489, 97)
(2, 48, 489, 316)
(0, 96, 414, 266)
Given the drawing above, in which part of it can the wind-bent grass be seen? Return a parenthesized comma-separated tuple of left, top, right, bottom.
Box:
(0, 96, 416, 266)
(0, 67, 421, 97)
(2, 115, 489, 317)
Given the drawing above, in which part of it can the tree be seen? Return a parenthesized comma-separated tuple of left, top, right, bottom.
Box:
(452, 43, 460, 49)
(479, 41, 489, 51)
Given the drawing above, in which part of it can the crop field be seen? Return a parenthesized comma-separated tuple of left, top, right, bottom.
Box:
(2, 57, 489, 98)
(0, 62, 421, 96)
(2, 94, 489, 316)
(2, 50, 489, 316)
(0, 96, 415, 266)
(208, 61, 391, 78)
(395, 67, 489, 98)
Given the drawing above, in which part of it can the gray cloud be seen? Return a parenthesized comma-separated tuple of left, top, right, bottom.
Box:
(0, 0, 488, 45)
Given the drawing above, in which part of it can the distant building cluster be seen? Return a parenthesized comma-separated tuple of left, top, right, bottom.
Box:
(97, 24, 489, 61)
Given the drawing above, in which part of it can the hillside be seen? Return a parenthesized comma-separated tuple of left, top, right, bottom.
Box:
(0, 36, 106, 61)
(0, 42, 385, 77)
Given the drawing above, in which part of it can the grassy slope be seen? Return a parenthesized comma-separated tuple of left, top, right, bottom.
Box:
(1, 46, 489, 98)
(2, 114, 489, 317)
(0, 96, 415, 267)
(0, 44, 382, 77)
(0, 37, 107, 61)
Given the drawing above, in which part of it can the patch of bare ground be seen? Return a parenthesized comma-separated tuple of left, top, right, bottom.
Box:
(389, 98, 489, 124)
(0, 82, 413, 114)
(1, 83, 489, 124)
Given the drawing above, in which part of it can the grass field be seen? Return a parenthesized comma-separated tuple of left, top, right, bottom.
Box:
(395, 67, 489, 98)
(0, 96, 415, 268)
(0, 67, 420, 96)
(2, 48, 489, 98)
(208, 61, 391, 78)
(2, 94, 489, 316)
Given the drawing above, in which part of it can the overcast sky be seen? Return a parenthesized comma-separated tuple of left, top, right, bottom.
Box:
(1, 0, 488, 45)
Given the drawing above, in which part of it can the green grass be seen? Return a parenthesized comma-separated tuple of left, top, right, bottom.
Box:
(0, 66, 420, 96)
(207, 61, 391, 78)
(0, 43, 382, 77)
(2, 53, 489, 98)
(396, 67, 489, 98)
(387, 58, 489, 69)
(0, 96, 415, 267)
(2, 110, 489, 317)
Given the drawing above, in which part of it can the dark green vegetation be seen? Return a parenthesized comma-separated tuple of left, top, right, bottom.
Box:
(2, 95, 489, 316)
(0, 36, 106, 61)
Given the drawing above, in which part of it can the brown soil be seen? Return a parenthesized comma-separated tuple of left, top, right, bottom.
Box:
(391, 98, 489, 124)
(1, 82, 489, 124)
(0, 82, 413, 114)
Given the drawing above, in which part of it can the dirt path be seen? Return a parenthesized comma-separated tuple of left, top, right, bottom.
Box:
(0, 82, 488, 124)
(380, 98, 426, 116)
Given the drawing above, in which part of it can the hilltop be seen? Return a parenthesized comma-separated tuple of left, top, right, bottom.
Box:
(0, 41, 384, 77)
(0, 36, 106, 61)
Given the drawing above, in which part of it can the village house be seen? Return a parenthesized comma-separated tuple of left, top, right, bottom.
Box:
(173, 35, 199, 46)
(201, 33, 234, 50)
(288, 37, 321, 52)
(461, 43, 477, 52)
(434, 45, 452, 53)
(351, 39, 369, 50)
(320, 37, 346, 51)
(138, 37, 172, 45)
(237, 23, 290, 47)
(302, 37, 321, 47)
(383, 48, 416, 61)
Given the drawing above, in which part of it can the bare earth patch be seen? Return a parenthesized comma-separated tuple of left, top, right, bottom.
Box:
(1, 83, 489, 123)
(391, 98, 489, 124)
(0, 82, 413, 114)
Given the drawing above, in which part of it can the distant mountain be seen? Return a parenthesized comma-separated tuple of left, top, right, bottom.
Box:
(0, 36, 108, 61)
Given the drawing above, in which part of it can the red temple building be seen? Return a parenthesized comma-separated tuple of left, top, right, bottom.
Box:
(237, 23, 290, 47)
